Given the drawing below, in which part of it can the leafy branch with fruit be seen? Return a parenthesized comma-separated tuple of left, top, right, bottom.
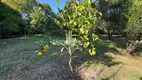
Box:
(36, 0, 101, 72)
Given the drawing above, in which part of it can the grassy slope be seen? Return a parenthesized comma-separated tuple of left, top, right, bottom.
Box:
(78, 35, 142, 80)
(0, 35, 142, 80)
(0, 36, 79, 80)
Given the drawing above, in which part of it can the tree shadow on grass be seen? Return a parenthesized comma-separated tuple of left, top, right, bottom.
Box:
(43, 39, 122, 80)
(98, 35, 126, 48)
(94, 40, 119, 55)
(72, 50, 122, 80)
(73, 52, 121, 69)
(72, 39, 122, 69)
(140, 77, 142, 80)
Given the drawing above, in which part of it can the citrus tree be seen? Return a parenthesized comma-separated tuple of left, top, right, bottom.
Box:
(37, 0, 101, 72)
(56, 0, 101, 53)
(54, 0, 101, 72)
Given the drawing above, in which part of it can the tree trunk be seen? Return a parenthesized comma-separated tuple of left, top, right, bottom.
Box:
(24, 27, 27, 37)
(126, 41, 139, 54)
(126, 44, 135, 54)
(0, 32, 1, 39)
(108, 31, 112, 40)
(68, 47, 73, 72)
(69, 54, 73, 72)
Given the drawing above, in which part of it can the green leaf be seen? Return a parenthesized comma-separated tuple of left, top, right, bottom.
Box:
(68, 15, 71, 20)
(56, 0, 60, 2)
(35, 50, 39, 53)
(63, 23, 66, 26)
(53, 4, 57, 6)
(83, 35, 89, 40)
(69, 20, 74, 25)
(72, 34, 78, 37)
(83, 42, 90, 48)
(64, 30, 68, 34)
(58, 8, 62, 12)
(73, 22, 77, 26)
(99, 12, 102, 16)
(85, 20, 90, 24)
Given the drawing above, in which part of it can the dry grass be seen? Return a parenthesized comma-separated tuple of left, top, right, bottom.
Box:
(104, 52, 142, 80)
(78, 42, 142, 80)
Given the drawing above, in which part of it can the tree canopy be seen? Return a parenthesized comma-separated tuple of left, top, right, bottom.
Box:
(0, 1, 25, 38)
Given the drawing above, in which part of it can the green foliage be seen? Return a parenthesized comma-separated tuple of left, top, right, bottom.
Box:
(40, 3, 60, 35)
(124, 0, 142, 53)
(0, 2, 25, 38)
(30, 6, 47, 33)
(50, 0, 101, 72)
(55, 0, 101, 55)
(56, 0, 60, 2)
(97, 0, 124, 39)
(1, 0, 57, 36)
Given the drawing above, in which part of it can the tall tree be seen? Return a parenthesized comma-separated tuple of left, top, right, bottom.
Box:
(1, 0, 37, 35)
(97, 0, 123, 40)
(123, 0, 142, 53)
(0, 2, 25, 38)
(29, 3, 58, 35)
(2, 0, 56, 35)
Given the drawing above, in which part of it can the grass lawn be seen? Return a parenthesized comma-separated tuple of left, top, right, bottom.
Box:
(0, 35, 142, 80)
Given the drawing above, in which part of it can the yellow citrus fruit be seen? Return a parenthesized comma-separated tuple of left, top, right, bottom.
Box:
(80, 28, 85, 34)
(92, 48, 96, 51)
(42, 49, 48, 53)
(91, 51, 96, 56)
(37, 52, 42, 56)
(88, 49, 91, 53)
(44, 45, 49, 49)
(42, 45, 49, 53)
(80, 28, 89, 34)
(90, 52, 93, 56)
(85, 29, 88, 34)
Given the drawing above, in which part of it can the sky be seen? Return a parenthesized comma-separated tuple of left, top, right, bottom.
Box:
(37, 0, 68, 13)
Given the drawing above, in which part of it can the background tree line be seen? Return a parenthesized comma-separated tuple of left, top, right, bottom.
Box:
(0, 0, 59, 39)
(0, 0, 142, 54)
